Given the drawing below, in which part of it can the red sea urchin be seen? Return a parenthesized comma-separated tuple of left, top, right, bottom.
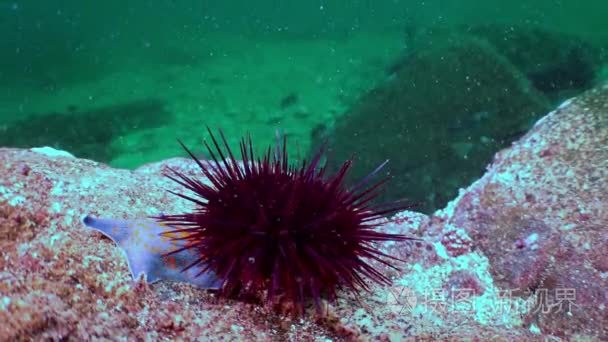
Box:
(155, 128, 416, 313)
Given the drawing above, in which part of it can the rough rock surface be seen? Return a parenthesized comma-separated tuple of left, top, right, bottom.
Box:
(428, 84, 608, 338)
(1, 84, 607, 340)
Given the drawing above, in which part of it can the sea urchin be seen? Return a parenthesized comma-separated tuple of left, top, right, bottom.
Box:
(155, 128, 416, 313)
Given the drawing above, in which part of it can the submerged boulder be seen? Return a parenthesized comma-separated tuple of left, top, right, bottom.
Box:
(465, 24, 603, 100)
(324, 35, 551, 213)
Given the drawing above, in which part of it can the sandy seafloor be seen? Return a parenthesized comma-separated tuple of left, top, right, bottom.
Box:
(0, 31, 405, 169)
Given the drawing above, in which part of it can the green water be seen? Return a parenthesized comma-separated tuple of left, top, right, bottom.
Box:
(1, 1, 606, 212)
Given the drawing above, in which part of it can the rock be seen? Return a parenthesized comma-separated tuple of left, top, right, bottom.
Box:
(402, 25, 603, 101)
(324, 35, 551, 213)
(465, 24, 603, 100)
(430, 85, 608, 339)
(0, 149, 327, 340)
(0, 145, 529, 340)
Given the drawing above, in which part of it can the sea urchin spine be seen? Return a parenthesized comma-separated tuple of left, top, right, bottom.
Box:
(155, 128, 416, 313)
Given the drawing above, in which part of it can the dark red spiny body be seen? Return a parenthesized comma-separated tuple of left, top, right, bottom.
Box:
(156, 128, 416, 314)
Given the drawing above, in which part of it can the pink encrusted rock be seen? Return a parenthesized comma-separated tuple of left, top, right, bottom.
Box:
(433, 84, 608, 338)
(0, 149, 330, 340)
(0, 142, 532, 340)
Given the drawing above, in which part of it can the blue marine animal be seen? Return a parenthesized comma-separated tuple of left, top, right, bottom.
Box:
(82, 215, 221, 288)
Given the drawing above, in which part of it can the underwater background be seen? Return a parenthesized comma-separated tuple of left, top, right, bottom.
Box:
(1, 0, 607, 212)
(2, 1, 608, 340)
